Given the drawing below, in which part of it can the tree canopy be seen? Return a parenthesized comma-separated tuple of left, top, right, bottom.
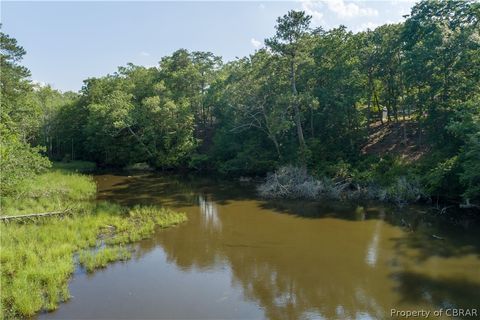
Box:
(2, 0, 479, 204)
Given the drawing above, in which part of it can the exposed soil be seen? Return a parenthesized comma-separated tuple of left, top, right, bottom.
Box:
(362, 121, 429, 162)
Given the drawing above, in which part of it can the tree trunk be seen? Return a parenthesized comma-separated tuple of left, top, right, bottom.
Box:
(271, 135, 281, 159)
(290, 57, 306, 149)
(262, 106, 282, 160)
(71, 138, 74, 161)
(374, 90, 383, 125)
(310, 107, 315, 138)
(366, 72, 373, 132)
(127, 126, 154, 157)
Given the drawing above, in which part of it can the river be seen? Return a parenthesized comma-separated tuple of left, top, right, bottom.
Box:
(40, 173, 480, 319)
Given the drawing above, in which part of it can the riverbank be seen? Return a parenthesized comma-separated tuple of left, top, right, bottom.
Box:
(257, 165, 480, 218)
(257, 165, 424, 206)
(0, 164, 187, 319)
(37, 172, 480, 320)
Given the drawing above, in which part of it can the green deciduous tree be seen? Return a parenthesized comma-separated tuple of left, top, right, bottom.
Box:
(0, 29, 50, 195)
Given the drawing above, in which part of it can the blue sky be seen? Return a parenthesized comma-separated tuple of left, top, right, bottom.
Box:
(1, 1, 416, 92)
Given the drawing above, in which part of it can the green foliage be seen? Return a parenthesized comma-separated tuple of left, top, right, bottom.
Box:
(459, 132, 480, 201)
(424, 156, 460, 197)
(369, 157, 411, 187)
(1, 5, 480, 316)
(2, 0, 479, 203)
(1, 28, 33, 134)
(0, 170, 187, 319)
(188, 153, 210, 170)
(52, 160, 97, 173)
(265, 10, 312, 55)
(1, 169, 95, 216)
(79, 246, 131, 273)
(0, 130, 51, 196)
(0, 28, 52, 196)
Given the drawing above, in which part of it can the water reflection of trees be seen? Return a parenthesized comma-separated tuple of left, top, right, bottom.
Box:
(97, 174, 480, 320)
(199, 195, 222, 231)
(152, 201, 393, 318)
(392, 271, 480, 315)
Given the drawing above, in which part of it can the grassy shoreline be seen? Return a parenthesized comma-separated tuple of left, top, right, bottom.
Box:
(0, 164, 187, 319)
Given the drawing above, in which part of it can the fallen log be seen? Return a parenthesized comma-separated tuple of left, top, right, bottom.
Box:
(0, 209, 71, 222)
(459, 199, 480, 209)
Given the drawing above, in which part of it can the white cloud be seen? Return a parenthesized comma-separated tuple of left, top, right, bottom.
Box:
(140, 51, 150, 57)
(391, 0, 416, 6)
(300, 0, 377, 27)
(250, 38, 262, 49)
(389, 0, 415, 20)
(31, 80, 47, 88)
(324, 0, 378, 18)
(301, 0, 325, 25)
(259, 3, 266, 10)
(356, 21, 380, 32)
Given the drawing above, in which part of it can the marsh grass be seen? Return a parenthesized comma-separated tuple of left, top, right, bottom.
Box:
(0, 169, 187, 319)
(1, 169, 96, 217)
(52, 161, 97, 173)
(79, 246, 132, 272)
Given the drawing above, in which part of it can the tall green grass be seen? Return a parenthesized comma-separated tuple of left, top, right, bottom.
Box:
(79, 246, 131, 273)
(0, 170, 96, 217)
(0, 169, 187, 319)
(51, 160, 97, 173)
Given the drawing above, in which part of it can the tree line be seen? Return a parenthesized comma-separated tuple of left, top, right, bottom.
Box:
(1, 0, 479, 204)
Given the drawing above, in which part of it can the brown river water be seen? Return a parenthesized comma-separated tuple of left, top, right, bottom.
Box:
(39, 173, 480, 319)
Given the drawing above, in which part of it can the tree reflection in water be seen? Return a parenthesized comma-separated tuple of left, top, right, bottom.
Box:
(48, 173, 480, 320)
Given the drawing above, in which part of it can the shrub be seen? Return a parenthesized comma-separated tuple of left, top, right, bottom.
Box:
(257, 166, 348, 200)
(258, 165, 424, 205)
(0, 130, 51, 196)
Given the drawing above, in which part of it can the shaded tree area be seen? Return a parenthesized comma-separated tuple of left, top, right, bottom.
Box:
(1, 0, 479, 205)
